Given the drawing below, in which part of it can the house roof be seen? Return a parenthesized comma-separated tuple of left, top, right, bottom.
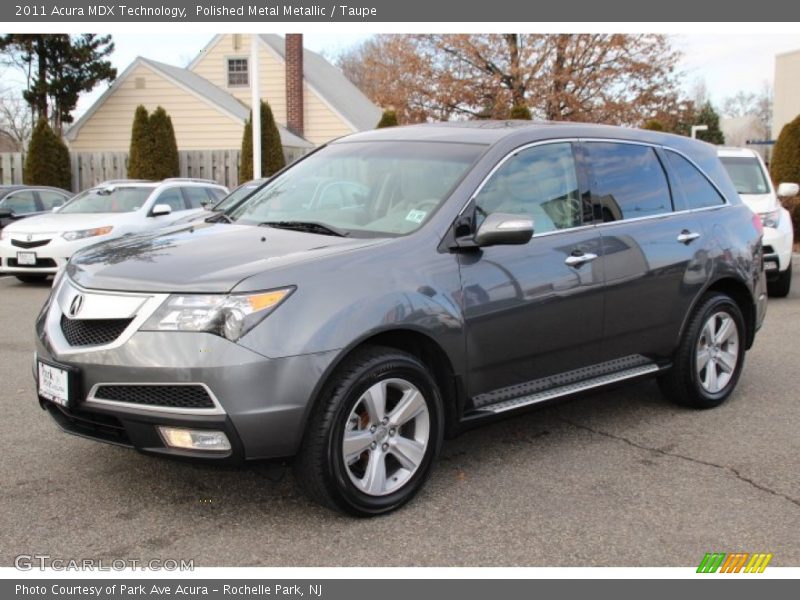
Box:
(66, 56, 313, 149)
(258, 34, 381, 132)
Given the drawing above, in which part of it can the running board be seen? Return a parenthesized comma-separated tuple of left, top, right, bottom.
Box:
(472, 363, 660, 415)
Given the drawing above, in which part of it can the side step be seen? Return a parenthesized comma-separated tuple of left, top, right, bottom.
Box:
(471, 363, 660, 415)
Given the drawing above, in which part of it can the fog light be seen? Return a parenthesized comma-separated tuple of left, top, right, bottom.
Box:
(158, 427, 231, 451)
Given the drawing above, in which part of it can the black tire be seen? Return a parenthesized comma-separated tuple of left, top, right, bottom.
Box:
(767, 261, 792, 298)
(658, 292, 746, 409)
(15, 274, 48, 284)
(293, 346, 444, 517)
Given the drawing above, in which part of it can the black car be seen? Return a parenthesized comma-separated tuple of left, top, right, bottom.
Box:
(0, 185, 72, 229)
(34, 122, 766, 516)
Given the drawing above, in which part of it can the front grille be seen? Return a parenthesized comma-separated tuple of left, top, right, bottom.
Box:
(8, 257, 57, 268)
(763, 245, 775, 255)
(44, 402, 130, 446)
(60, 314, 132, 347)
(11, 238, 51, 249)
(93, 385, 216, 409)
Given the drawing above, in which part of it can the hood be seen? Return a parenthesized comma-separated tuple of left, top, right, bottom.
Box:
(738, 193, 777, 215)
(4, 212, 126, 234)
(68, 222, 386, 293)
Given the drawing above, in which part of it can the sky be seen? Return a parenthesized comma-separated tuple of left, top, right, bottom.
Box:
(4, 33, 800, 119)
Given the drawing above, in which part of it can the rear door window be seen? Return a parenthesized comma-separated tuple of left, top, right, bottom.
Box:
(182, 186, 214, 209)
(586, 142, 673, 222)
(38, 190, 70, 210)
(670, 152, 727, 209)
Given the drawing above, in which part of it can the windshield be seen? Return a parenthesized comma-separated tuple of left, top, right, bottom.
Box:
(59, 186, 152, 214)
(214, 181, 265, 212)
(229, 141, 485, 236)
(719, 156, 771, 195)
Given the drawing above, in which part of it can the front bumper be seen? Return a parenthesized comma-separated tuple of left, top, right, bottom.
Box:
(35, 279, 339, 461)
(0, 235, 113, 275)
(761, 211, 793, 277)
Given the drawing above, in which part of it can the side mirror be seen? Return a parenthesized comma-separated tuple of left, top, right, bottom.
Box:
(777, 182, 799, 198)
(474, 213, 534, 247)
(151, 204, 172, 217)
(0, 209, 13, 219)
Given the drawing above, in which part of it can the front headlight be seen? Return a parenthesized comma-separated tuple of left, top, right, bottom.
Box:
(141, 287, 294, 342)
(759, 209, 781, 229)
(61, 226, 113, 241)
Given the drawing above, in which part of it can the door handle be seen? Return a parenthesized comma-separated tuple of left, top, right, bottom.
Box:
(565, 252, 598, 267)
(677, 230, 701, 244)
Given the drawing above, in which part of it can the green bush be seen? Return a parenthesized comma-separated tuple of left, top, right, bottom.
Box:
(127, 105, 150, 179)
(771, 114, 800, 243)
(509, 105, 532, 120)
(240, 100, 285, 181)
(148, 107, 180, 180)
(377, 109, 399, 128)
(23, 118, 71, 189)
(642, 119, 665, 131)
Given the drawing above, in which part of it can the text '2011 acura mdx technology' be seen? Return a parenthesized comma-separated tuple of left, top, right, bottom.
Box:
(34, 122, 767, 516)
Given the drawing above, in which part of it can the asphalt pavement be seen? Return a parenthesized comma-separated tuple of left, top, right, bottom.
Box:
(1, 268, 798, 567)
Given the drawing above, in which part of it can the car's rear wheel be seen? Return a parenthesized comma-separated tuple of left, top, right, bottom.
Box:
(767, 261, 791, 298)
(15, 274, 48, 284)
(294, 346, 444, 516)
(659, 292, 746, 409)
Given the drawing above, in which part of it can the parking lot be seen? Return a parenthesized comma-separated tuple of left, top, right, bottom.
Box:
(1, 267, 799, 568)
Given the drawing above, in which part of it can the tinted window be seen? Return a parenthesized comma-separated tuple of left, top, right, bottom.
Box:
(183, 186, 213, 209)
(39, 190, 69, 209)
(1, 191, 37, 214)
(474, 142, 585, 235)
(155, 188, 186, 212)
(718, 156, 768, 196)
(587, 143, 672, 222)
(668, 152, 726, 209)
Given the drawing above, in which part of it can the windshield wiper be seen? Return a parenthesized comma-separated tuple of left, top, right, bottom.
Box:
(206, 212, 234, 223)
(257, 221, 349, 237)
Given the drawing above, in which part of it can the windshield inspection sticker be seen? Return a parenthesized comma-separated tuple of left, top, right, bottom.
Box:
(406, 209, 427, 224)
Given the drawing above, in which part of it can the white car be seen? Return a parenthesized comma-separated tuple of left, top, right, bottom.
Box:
(718, 147, 798, 297)
(0, 178, 228, 283)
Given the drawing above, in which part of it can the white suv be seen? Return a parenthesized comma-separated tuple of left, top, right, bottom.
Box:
(718, 147, 798, 297)
(0, 179, 227, 283)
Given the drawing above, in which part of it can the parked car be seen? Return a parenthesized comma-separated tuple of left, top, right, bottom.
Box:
(170, 178, 269, 227)
(34, 123, 766, 516)
(0, 185, 72, 231)
(0, 178, 227, 283)
(717, 147, 797, 297)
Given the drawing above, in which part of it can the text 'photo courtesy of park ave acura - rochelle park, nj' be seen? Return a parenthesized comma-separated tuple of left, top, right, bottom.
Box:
(1, 12, 800, 593)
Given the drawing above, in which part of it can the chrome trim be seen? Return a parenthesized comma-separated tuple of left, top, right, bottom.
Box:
(85, 382, 226, 416)
(482, 364, 660, 414)
(46, 277, 168, 356)
(456, 136, 732, 233)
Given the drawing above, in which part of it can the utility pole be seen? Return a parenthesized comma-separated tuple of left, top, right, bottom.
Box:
(691, 125, 708, 139)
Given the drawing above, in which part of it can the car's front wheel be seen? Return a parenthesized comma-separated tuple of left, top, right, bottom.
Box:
(659, 292, 746, 409)
(294, 346, 444, 516)
(767, 260, 792, 298)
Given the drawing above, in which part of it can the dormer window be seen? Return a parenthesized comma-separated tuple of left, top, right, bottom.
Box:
(227, 58, 248, 87)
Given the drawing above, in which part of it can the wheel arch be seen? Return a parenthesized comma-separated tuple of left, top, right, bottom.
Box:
(681, 277, 757, 350)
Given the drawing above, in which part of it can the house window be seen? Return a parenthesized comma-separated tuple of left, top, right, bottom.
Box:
(227, 58, 248, 87)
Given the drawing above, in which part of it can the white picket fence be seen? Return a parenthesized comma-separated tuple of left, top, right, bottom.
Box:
(0, 148, 304, 193)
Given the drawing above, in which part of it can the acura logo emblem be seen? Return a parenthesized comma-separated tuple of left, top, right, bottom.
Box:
(69, 294, 84, 318)
(26, 234, 33, 242)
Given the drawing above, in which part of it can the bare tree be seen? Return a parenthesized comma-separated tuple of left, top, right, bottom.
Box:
(338, 34, 682, 126)
(0, 87, 32, 151)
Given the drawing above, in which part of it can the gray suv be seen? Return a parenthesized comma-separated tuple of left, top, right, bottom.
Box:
(34, 122, 767, 516)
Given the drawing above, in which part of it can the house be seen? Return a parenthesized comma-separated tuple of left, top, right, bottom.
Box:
(773, 48, 800, 139)
(65, 34, 381, 162)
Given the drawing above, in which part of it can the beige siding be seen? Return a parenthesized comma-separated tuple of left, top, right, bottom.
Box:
(69, 63, 243, 152)
(190, 34, 355, 145)
(773, 49, 800, 139)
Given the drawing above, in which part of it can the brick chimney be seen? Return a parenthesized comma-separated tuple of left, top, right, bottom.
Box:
(285, 34, 304, 137)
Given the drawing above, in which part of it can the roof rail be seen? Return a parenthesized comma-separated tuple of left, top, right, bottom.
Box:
(161, 177, 221, 185)
(95, 179, 153, 186)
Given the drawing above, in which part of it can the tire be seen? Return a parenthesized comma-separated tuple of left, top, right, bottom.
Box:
(293, 346, 444, 517)
(767, 261, 792, 298)
(658, 292, 746, 409)
(15, 274, 48, 284)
